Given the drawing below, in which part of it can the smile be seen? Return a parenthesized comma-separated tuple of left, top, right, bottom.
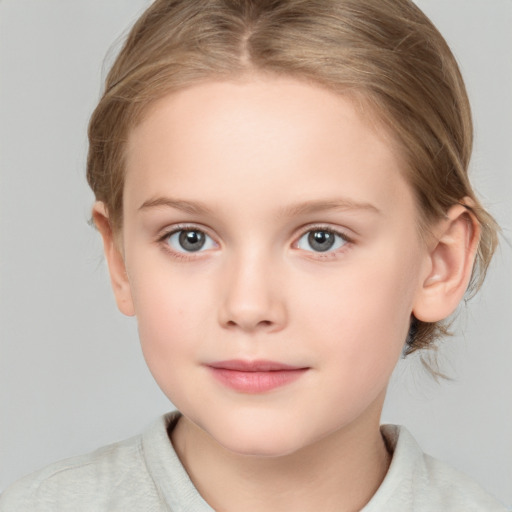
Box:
(207, 360, 309, 393)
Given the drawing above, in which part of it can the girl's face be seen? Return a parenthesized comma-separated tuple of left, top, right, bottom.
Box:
(119, 75, 428, 456)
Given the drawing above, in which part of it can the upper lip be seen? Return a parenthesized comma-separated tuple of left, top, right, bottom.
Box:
(207, 359, 307, 372)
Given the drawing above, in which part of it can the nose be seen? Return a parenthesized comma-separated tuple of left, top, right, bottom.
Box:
(217, 250, 287, 334)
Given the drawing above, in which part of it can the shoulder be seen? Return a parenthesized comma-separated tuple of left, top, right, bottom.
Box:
(0, 416, 172, 512)
(363, 425, 508, 512)
(420, 451, 507, 511)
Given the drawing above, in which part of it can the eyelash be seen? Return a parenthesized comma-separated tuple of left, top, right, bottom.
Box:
(295, 224, 353, 259)
(157, 224, 353, 261)
(157, 224, 216, 261)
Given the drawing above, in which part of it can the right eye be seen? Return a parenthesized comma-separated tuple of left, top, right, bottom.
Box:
(166, 229, 216, 253)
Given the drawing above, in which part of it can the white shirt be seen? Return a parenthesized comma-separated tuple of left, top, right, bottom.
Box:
(0, 411, 507, 511)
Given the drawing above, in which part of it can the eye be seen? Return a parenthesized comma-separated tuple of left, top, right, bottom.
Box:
(296, 229, 348, 253)
(166, 228, 216, 253)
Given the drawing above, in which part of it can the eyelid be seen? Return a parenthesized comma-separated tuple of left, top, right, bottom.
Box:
(158, 223, 216, 241)
(156, 222, 354, 260)
(294, 223, 354, 243)
(157, 223, 220, 257)
(292, 223, 354, 256)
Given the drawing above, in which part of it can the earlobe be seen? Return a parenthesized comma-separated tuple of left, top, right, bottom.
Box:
(413, 201, 480, 323)
(92, 202, 135, 317)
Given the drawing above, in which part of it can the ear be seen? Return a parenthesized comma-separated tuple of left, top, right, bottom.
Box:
(92, 202, 135, 317)
(413, 200, 480, 323)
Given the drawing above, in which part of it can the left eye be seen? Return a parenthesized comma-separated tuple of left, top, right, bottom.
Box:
(296, 229, 348, 253)
(166, 229, 216, 253)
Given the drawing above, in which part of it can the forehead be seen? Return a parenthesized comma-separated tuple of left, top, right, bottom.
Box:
(123, 74, 413, 220)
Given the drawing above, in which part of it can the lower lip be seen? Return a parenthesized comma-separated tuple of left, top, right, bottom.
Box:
(208, 367, 308, 393)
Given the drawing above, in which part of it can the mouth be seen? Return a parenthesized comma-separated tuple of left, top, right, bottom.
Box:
(206, 359, 309, 393)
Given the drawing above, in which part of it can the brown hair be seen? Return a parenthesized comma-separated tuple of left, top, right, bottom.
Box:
(87, 0, 498, 356)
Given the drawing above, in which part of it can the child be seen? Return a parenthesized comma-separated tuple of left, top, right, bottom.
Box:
(0, 0, 508, 510)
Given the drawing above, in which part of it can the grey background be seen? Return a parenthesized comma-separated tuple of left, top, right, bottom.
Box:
(1, 0, 511, 506)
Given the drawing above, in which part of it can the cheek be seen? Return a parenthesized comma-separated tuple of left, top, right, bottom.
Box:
(299, 251, 419, 380)
(128, 263, 213, 394)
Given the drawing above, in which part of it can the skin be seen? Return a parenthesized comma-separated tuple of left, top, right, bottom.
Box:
(94, 74, 479, 512)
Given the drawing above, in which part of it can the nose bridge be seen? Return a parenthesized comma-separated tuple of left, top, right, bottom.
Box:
(218, 243, 286, 332)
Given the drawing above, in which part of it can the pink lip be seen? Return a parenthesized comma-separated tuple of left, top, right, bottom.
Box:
(207, 359, 309, 393)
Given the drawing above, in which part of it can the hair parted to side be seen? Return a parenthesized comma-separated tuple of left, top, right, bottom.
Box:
(87, 0, 498, 360)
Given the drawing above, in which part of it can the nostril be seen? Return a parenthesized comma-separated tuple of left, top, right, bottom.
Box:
(223, 317, 278, 332)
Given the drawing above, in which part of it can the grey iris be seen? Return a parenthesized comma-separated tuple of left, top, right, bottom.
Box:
(179, 230, 205, 252)
(308, 230, 335, 252)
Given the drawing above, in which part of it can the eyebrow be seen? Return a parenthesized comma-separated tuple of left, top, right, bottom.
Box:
(139, 197, 214, 215)
(278, 198, 380, 217)
(138, 196, 380, 217)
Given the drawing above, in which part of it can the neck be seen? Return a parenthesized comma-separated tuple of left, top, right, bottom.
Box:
(171, 394, 391, 512)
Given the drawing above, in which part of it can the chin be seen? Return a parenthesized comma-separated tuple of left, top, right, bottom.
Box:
(219, 434, 303, 458)
(206, 417, 319, 459)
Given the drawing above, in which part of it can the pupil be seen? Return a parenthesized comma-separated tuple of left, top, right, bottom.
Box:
(179, 230, 205, 251)
(308, 230, 334, 252)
